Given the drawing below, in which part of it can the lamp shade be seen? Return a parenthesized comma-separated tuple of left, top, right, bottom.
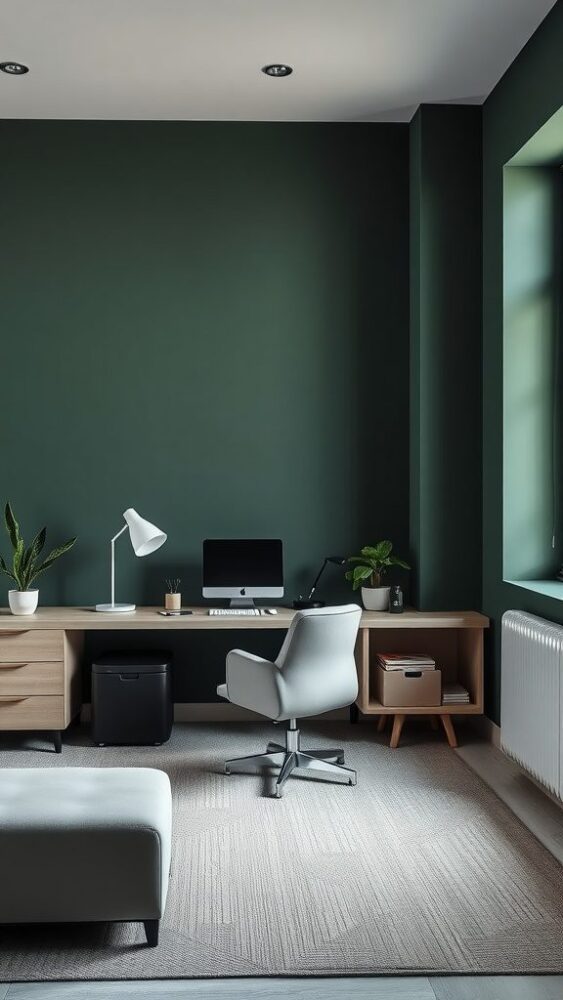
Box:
(123, 508, 167, 557)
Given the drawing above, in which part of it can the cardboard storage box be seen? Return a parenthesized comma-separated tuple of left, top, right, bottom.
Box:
(374, 663, 442, 707)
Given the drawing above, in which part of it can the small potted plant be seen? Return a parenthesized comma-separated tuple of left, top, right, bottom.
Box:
(165, 578, 181, 611)
(0, 502, 77, 615)
(345, 540, 410, 611)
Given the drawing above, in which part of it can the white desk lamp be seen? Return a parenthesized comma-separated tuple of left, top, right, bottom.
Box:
(96, 507, 167, 613)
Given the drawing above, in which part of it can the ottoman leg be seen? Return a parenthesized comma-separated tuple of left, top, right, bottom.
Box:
(53, 731, 62, 753)
(144, 919, 159, 946)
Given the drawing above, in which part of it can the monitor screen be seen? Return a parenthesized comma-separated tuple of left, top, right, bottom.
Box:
(202, 539, 283, 595)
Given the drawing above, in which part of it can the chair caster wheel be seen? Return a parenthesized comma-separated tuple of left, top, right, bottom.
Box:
(224, 767, 231, 775)
(349, 777, 357, 786)
(337, 757, 345, 764)
(274, 788, 283, 798)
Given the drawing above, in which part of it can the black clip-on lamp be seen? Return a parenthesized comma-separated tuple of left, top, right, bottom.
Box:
(293, 556, 346, 610)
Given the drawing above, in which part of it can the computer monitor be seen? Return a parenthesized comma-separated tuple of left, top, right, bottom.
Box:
(202, 539, 284, 607)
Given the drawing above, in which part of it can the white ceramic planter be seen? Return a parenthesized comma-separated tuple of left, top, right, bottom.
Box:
(361, 586, 390, 612)
(8, 589, 39, 615)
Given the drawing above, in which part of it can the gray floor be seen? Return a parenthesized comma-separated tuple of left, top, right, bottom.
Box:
(2, 731, 563, 998)
(2, 976, 563, 998)
(456, 739, 563, 867)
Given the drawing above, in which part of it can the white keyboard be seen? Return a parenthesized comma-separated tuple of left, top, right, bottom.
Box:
(209, 608, 262, 617)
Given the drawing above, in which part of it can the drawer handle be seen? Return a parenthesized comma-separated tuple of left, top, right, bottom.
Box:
(0, 696, 29, 703)
(0, 662, 29, 669)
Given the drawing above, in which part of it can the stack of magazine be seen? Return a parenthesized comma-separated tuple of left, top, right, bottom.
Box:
(376, 653, 436, 672)
(442, 683, 470, 705)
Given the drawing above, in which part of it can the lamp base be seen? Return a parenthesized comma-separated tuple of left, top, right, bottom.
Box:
(292, 599, 326, 610)
(95, 603, 136, 613)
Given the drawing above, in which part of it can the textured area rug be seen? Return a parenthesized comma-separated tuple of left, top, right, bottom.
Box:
(1, 722, 562, 980)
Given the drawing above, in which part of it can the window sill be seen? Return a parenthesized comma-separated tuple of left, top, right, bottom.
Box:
(505, 579, 563, 600)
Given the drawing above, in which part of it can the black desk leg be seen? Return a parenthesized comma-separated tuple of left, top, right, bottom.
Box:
(53, 731, 62, 753)
(144, 919, 159, 946)
(349, 703, 359, 724)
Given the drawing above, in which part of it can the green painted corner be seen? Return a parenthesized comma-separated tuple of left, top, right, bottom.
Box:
(409, 105, 482, 614)
(503, 165, 562, 582)
(483, 0, 563, 723)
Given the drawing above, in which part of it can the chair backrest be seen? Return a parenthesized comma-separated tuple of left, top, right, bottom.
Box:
(274, 604, 362, 718)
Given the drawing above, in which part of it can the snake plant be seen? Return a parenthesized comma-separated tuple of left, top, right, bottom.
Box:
(0, 502, 76, 591)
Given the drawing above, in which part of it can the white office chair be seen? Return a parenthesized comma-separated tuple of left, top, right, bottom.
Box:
(217, 604, 362, 797)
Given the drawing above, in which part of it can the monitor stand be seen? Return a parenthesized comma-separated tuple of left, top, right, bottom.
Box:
(229, 597, 256, 609)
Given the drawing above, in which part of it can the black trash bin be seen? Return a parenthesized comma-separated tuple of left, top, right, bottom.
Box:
(92, 651, 173, 746)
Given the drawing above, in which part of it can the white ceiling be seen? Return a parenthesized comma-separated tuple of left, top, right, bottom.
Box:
(0, 0, 557, 122)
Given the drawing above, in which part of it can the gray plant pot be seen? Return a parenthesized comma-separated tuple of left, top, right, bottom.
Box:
(361, 586, 390, 611)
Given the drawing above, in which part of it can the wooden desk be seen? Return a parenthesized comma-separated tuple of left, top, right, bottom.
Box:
(0, 607, 488, 751)
(0, 606, 298, 631)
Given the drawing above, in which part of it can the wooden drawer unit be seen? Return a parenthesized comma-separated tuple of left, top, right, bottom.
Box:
(0, 629, 64, 662)
(0, 660, 64, 696)
(0, 628, 82, 749)
(0, 695, 65, 730)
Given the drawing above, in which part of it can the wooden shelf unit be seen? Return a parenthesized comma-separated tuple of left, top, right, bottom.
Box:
(354, 610, 488, 745)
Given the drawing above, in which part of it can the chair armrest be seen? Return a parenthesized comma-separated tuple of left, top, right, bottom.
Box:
(225, 649, 283, 720)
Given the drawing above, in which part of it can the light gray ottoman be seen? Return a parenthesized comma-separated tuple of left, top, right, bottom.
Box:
(0, 767, 172, 946)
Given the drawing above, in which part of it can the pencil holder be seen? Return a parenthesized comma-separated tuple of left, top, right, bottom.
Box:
(165, 579, 182, 611)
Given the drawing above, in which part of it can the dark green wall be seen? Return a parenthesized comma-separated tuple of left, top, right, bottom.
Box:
(0, 121, 410, 701)
(409, 111, 422, 598)
(409, 105, 482, 611)
(483, 0, 563, 722)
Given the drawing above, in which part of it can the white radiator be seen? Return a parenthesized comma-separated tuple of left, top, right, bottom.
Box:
(501, 610, 562, 799)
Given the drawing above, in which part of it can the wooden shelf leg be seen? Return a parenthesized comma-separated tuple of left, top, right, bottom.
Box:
(389, 714, 405, 749)
(440, 714, 458, 748)
(376, 715, 387, 733)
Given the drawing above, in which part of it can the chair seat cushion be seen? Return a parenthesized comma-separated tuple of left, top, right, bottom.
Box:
(0, 767, 172, 924)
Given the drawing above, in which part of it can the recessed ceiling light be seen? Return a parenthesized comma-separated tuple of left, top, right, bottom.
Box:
(0, 61, 29, 75)
(262, 64, 293, 78)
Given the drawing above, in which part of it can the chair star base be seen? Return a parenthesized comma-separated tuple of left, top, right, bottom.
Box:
(224, 722, 357, 797)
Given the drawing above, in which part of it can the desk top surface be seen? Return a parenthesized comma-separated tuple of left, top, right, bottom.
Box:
(0, 606, 489, 630)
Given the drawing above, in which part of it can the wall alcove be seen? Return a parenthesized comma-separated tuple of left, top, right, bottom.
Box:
(503, 105, 563, 597)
